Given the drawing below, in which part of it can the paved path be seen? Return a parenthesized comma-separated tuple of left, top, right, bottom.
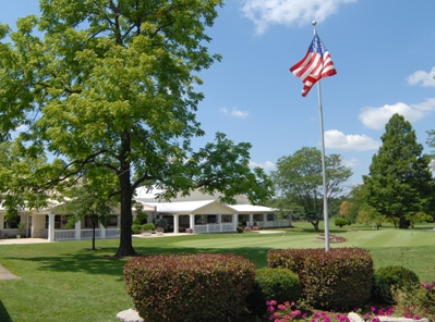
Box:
(0, 238, 51, 245)
(0, 264, 20, 280)
(0, 238, 50, 280)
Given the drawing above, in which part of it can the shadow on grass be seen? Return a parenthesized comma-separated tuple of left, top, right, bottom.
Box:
(4, 246, 272, 277)
(0, 299, 12, 322)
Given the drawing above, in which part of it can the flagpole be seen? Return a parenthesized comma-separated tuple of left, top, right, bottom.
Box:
(312, 21, 330, 252)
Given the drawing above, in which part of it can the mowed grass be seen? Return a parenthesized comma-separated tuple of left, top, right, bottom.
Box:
(0, 222, 434, 322)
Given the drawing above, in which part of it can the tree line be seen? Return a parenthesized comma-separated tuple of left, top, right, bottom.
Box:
(270, 113, 435, 231)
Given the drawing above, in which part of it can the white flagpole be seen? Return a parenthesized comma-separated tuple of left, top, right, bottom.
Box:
(312, 21, 330, 252)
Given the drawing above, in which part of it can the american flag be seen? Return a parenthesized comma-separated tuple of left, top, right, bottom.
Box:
(290, 34, 337, 97)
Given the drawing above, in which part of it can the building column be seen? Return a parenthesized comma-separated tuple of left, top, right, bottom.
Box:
(173, 215, 179, 233)
(100, 224, 106, 239)
(263, 214, 267, 222)
(189, 214, 195, 231)
(48, 214, 55, 242)
(232, 214, 238, 231)
(249, 214, 254, 227)
(75, 218, 81, 240)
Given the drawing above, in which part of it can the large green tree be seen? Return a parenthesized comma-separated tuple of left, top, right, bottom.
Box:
(363, 113, 435, 228)
(271, 147, 352, 232)
(0, 0, 271, 257)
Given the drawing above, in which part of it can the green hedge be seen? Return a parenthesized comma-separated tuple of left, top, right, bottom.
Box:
(124, 253, 256, 322)
(247, 268, 301, 316)
(268, 248, 374, 311)
(372, 265, 420, 304)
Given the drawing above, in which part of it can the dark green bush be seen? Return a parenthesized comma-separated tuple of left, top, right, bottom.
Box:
(268, 248, 374, 311)
(124, 253, 256, 322)
(133, 211, 148, 225)
(236, 225, 244, 233)
(141, 223, 155, 231)
(334, 218, 348, 228)
(131, 223, 142, 234)
(247, 268, 301, 316)
(372, 265, 420, 304)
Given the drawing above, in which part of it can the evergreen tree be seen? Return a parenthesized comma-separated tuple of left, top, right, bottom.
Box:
(363, 114, 435, 228)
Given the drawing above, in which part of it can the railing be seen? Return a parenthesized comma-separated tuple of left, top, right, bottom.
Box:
(54, 229, 75, 240)
(255, 220, 291, 228)
(106, 227, 120, 238)
(194, 223, 235, 233)
(81, 229, 100, 239)
(53, 227, 120, 241)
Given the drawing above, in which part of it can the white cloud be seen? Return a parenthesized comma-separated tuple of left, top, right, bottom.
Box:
(359, 98, 435, 130)
(406, 66, 435, 87)
(240, 0, 357, 35)
(342, 157, 359, 169)
(250, 160, 276, 170)
(324, 129, 380, 151)
(15, 124, 29, 132)
(220, 107, 249, 118)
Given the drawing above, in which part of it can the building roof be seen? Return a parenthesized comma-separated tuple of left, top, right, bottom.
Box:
(139, 199, 237, 215)
(135, 186, 275, 215)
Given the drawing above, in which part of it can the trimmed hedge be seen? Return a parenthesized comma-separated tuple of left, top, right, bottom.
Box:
(124, 253, 256, 322)
(268, 248, 374, 311)
(141, 223, 155, 231)
(247, 268, 301, 316)
(372, 265, 420, 304)
(131, 224, 142, 234)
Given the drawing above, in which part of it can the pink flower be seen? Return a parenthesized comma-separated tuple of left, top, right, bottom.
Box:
(278, 304, 286, 311)
(291, 309, 302, 318)
(268, 306, 275, 313)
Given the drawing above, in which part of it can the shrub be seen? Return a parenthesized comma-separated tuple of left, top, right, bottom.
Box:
(372, 265, 420, 304)
(141, 223, 155, 231)
(133, 211, 148, 225)
(393, 281, 435, 321)
(124, 253, 256, 322)
(155, 218, 167, 230)
(268, 248, 374, 311)
(247, 268, 301, 316)
(236, 225, 244, 233)
(131, 224, 142, 234)
(334, 218, 348, 228)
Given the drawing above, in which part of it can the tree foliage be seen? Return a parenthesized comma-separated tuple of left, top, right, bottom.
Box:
(363, 114, 435, 228)
(271, 147, 352, 232)
(0, 0, 272, 256)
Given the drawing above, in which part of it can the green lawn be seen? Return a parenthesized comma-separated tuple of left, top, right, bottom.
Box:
(0, 222, 434, 322)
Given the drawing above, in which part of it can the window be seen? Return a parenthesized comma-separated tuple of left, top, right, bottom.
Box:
(4, 216, 20, 229)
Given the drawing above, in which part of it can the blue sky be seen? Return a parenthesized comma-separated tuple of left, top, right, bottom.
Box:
(1, 1, 435, 189)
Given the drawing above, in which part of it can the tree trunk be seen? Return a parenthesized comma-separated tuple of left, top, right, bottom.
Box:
(311, 220, 319, 232)
(399, 216, 409, 229)
(115, 132, 137, 257)
(92, 220, 96, 250)
(91, 215, 97, 251)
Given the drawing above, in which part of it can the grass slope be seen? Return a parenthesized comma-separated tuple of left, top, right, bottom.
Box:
(0, 222, 434, 321)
